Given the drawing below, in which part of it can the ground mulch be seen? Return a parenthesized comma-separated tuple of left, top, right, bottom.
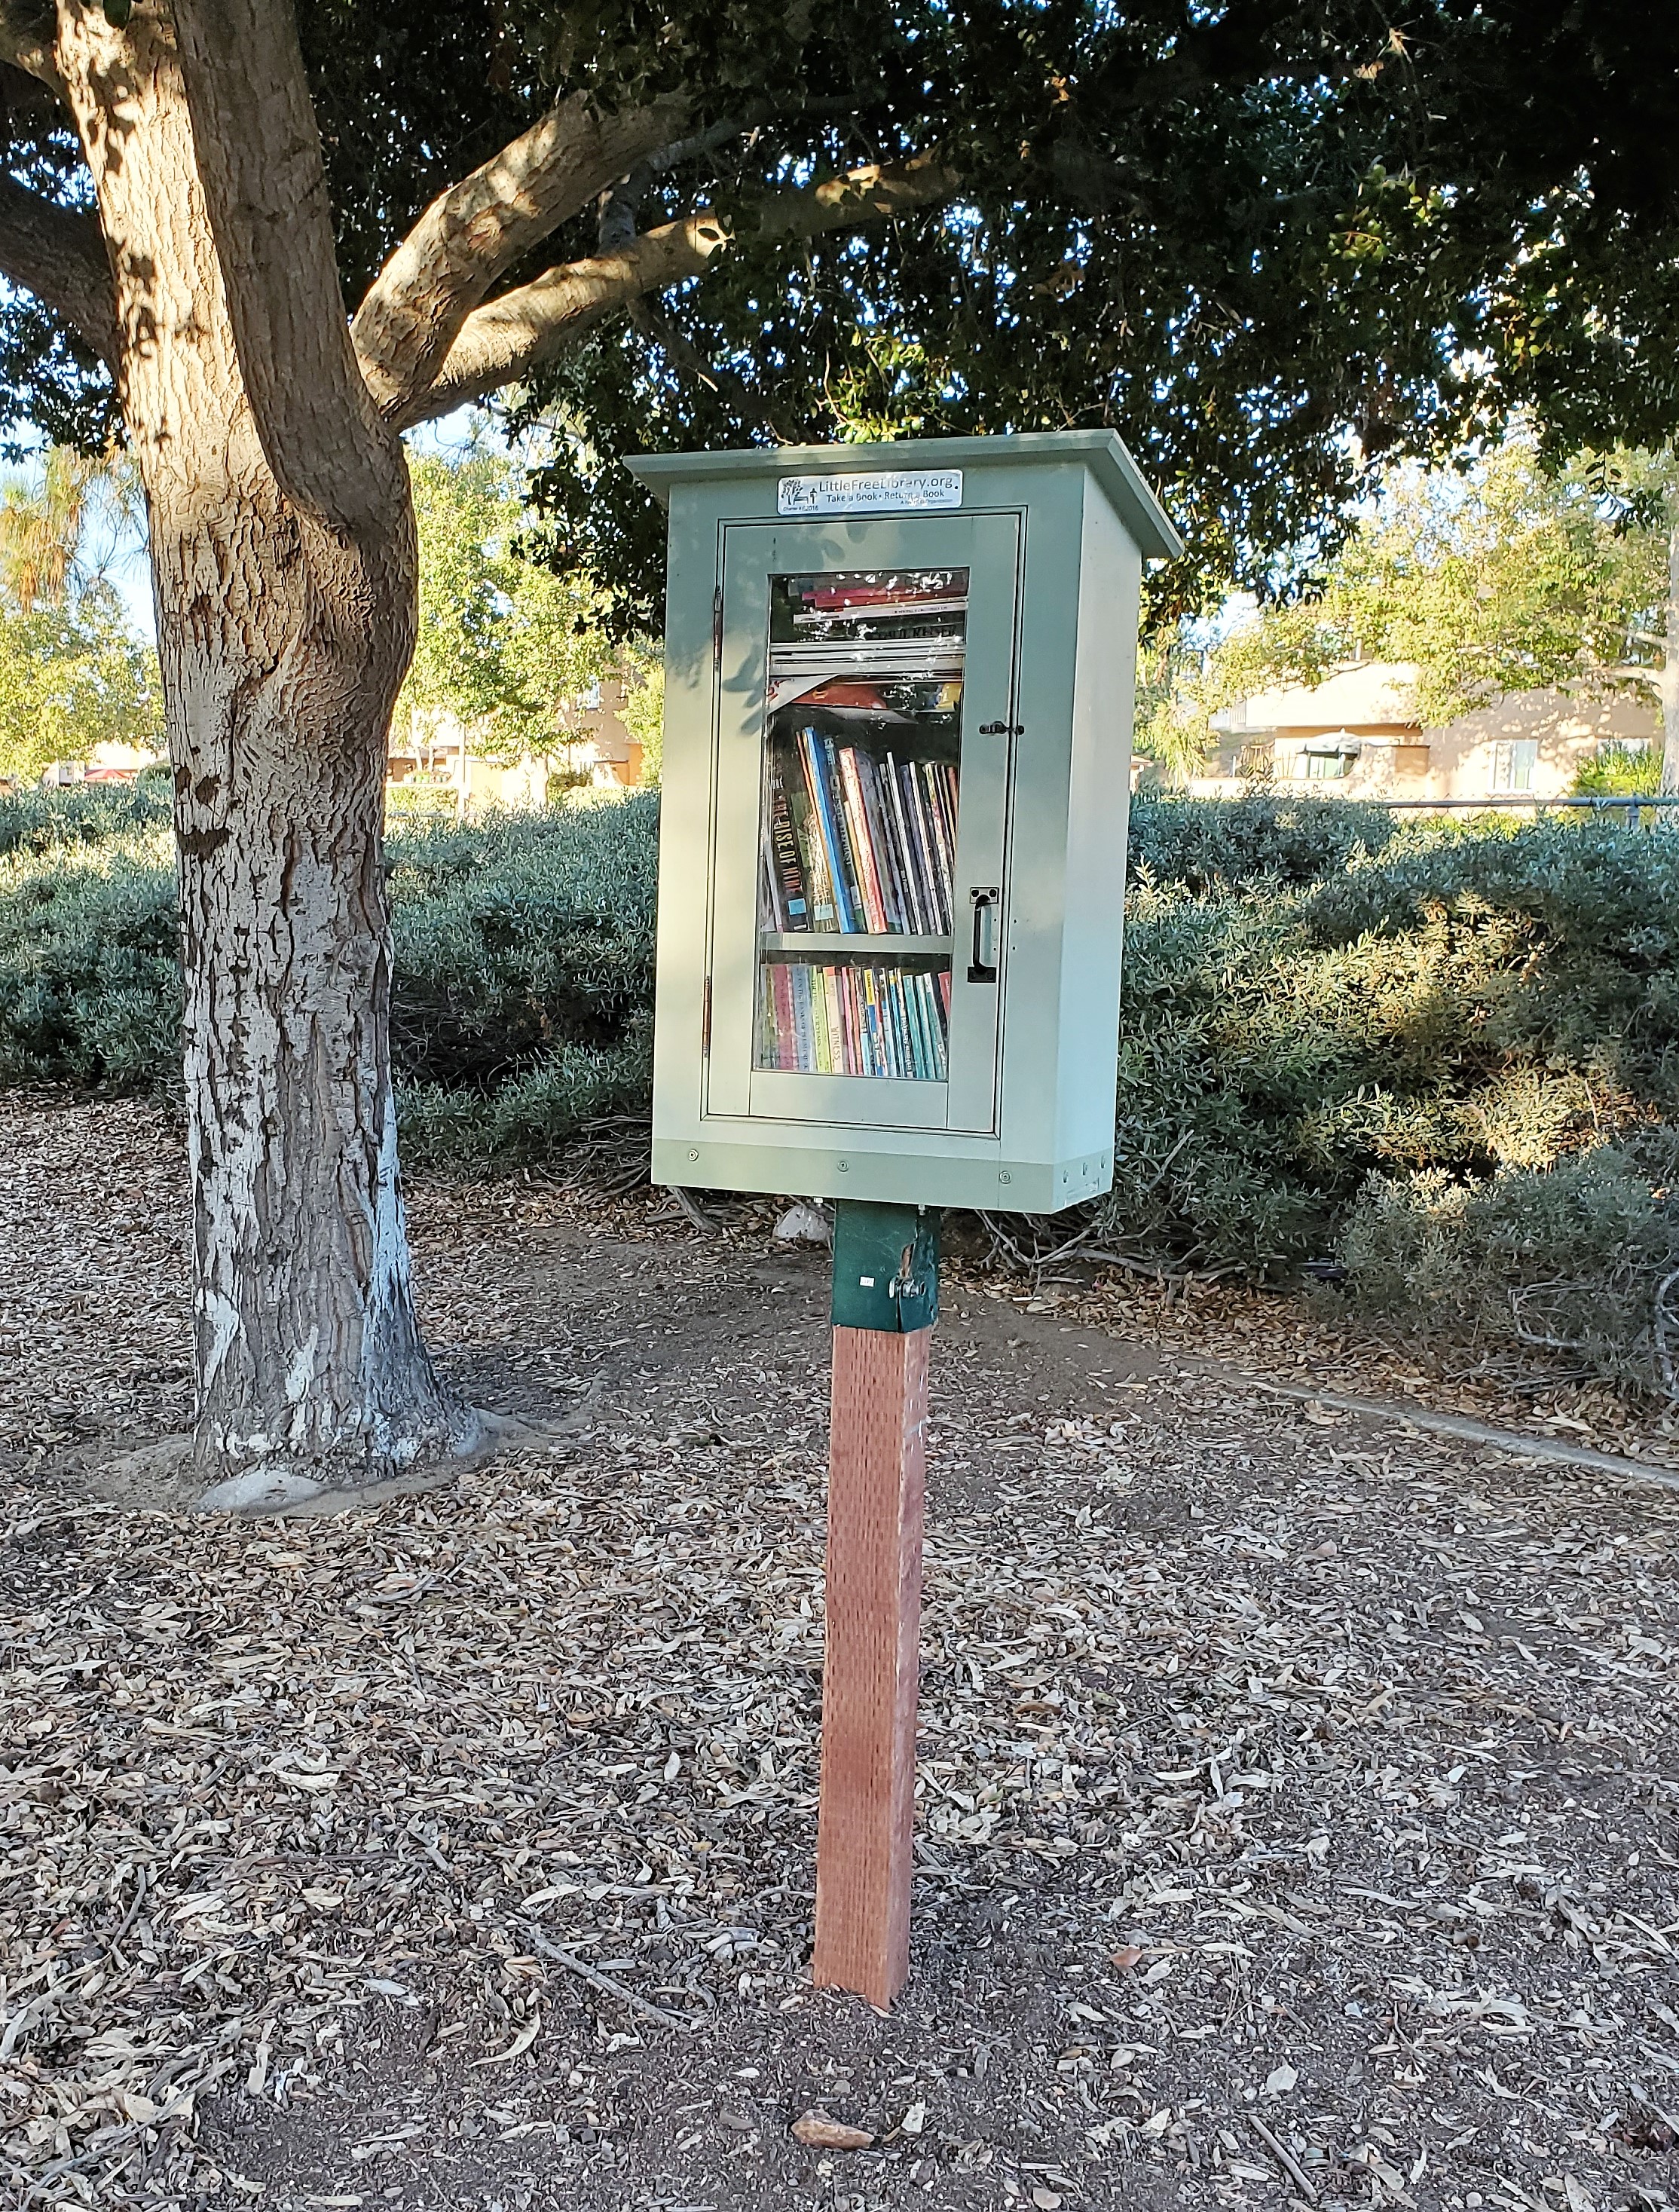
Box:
(2, 1096, 1677, 2212)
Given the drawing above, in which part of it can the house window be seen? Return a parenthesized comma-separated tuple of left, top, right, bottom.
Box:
(1299, 741, 1357, 781)
(1492, 738, 1538, 793)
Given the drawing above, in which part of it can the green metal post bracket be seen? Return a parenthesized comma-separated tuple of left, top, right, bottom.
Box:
(830, 1201, 940, 1333)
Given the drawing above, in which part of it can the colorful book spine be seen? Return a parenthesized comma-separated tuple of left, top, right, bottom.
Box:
(773, 962, 796, 1069)
(904, 971, 931, 1080)
(757, 960, 953, 1078)
(925, 762, 957, 926)
(768, 772, 809, 927)
(856, 753, 907, 932)
(882, 754, 926, 935)
(836, 745, 891, 933)
(924, 974, 949, 1078)
(821, 967, 845, 1072)
(788, 762, 836, 928)
(797, 730, 856, 934)
(818, 736, 868, 928)
(898, 760, 940, 934)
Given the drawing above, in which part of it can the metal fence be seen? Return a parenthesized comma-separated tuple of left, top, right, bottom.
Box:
(1381, 794, 1679, 829)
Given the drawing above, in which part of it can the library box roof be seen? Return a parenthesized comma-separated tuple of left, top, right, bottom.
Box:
(625, 430, 1184, 564)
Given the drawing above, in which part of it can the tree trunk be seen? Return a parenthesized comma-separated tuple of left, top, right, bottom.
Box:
(1663, 502, 1679, 797)
(59, 3, 473, 1493)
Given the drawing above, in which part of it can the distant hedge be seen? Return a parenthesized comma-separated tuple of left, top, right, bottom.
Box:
(2, 784, 1674, 1396)
(0, 791, 659, 1149)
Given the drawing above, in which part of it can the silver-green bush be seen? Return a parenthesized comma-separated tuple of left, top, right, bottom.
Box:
(2, 785, 1674, 1397)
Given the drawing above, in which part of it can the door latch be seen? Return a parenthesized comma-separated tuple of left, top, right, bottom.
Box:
(967, 886, 999, 983)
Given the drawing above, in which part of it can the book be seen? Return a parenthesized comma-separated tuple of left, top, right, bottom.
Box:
(818, 736, 868, 927)
(924, 761, 957, 919)
(858, 752, 910, 931)
(836, 745, 891, 933)
(767, 773, 809, 927)
(904, 970, 931, 1079)
(882, 754, 926, 935)
(906, 759, 950, 934)
(791, 963, 815, 1069)
(820, 966, 844, 1072)
(786, 755, 836, 927)
(797, 729, 857, 934)
(772, 962, 796, 1069)
(757, 959, 953, 1078)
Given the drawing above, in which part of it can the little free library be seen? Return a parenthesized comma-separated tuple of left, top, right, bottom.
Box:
(629, 433, 1182, 2005)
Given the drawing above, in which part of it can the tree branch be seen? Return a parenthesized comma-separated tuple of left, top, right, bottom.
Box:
(596, 111, 788, 251)
(632, 297, 797, 440)
(0, 3, 64, 97)
(0, 172, 117, 363)
(352, 89, 689, 422)
(402, 151, 959, 429)
(170, 0, 404, 537)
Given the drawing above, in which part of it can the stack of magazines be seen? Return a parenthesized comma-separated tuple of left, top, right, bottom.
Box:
(763, 727, 959, 936)
(761, 961, 950, 1080)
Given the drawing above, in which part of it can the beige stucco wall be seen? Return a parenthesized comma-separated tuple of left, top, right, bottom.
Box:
(1421, 690, 1657, 800)
(570, 680, 644, 788)
(1191, 678, 1659, 801)
(388, 691, 641, 804)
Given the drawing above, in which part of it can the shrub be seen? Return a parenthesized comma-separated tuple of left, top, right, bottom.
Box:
(1088, 821, 1679, 1283)
(1573, 741, 1661, 797)
(0, 831, 180, 1091)
(0, 776, 173, 858)
(1337, 1131, 1679, 1399)
(387, 795, 657, 1090)
(400, 1023, 654, 1170)
(1126, 791, 1405, 892)
(0, 789, 658, 1110)
(3, 786, 1676, 1397)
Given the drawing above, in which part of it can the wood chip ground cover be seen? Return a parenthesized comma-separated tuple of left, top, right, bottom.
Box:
(1, 1095, 1676, 2211)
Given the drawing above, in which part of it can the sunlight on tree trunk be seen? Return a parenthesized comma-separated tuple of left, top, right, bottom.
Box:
(58, 5, 474, 1490)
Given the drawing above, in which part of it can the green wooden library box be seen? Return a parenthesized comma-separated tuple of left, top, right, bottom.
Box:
(627, 432, 1182, 1214)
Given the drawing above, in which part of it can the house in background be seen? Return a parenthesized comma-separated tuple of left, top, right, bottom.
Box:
(387, 706, 549, 809)
(38, 738, 164, 786)
(1194, 660, 1658, 800)
(387, 682, 646, 809)
(545, 678, 646, 790)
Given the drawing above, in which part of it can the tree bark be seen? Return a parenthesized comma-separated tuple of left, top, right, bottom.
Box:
(57, 2, 473, 1488)
(1663, 501, 1679, 797)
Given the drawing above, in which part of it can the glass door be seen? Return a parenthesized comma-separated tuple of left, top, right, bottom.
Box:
(707, 514, 1019, 1134)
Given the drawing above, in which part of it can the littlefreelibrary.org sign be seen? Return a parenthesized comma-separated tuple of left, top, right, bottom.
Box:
(777, 470, 964, 517)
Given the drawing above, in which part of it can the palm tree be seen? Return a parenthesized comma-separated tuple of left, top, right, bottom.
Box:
(0, 446, 139, 611)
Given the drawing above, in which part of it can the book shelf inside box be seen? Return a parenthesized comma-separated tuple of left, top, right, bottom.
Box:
(756, 567, 966, 1085)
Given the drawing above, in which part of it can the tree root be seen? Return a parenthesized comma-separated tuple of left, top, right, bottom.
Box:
(77, 1387, 607, 1516)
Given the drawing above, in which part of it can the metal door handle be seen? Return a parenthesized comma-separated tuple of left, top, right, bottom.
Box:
(968, 886, 999, 983)
(977, 721, 1025, 736)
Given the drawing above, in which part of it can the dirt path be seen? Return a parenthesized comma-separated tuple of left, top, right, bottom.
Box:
(2, 1097, 1677, 2211)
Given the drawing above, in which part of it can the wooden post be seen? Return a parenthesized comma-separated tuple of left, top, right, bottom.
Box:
(812, 1201, 938, 2010)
